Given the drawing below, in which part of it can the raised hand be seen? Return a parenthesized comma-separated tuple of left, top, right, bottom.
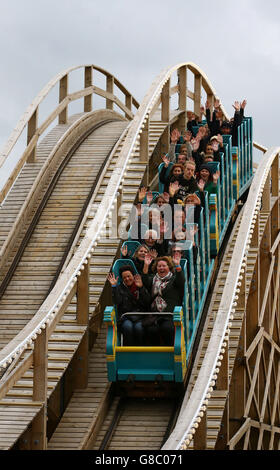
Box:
(121, 244, 128, 257)
(217, 134, 223, 146)
(134, 274, 143, 288)
(213, 170, 220, 184)
(214, 98, 220, 110)
(183, 130, 192, 142)
(191, 138, 200, 152)
(161, 154, 170, 168)
(138, 186, 147, 202)
(241, 99, 247, 109)
(108, 272, 118, 286)
(197, 179, 206, 192)
(171, 128, 180, 143)
(169, 181, 180, 197)
(232, 101, 240, 112)
(172, 250, 182, 266)
(149, 248, 158, 259)
(144, 252, 153, 266)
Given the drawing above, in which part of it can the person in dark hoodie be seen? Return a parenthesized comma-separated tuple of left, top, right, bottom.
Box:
(108, 265, 151, 346)
(159, 154, 184, 193)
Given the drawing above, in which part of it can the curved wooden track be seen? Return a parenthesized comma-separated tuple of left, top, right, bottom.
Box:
(0, 62, 279, 451)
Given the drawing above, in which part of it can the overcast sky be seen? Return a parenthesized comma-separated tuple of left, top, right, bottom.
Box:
(1, 0, 280, 182)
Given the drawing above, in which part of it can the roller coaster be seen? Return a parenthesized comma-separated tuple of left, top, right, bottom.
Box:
(0, 62, 279, 451)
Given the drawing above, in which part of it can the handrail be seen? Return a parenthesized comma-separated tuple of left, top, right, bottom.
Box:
(163, 146, 280, 450)
(0, 62, 255, 415)
(0, 64, 139, 204)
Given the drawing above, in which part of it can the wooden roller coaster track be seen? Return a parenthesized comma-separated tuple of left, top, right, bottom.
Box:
(0, 62, 278, 451)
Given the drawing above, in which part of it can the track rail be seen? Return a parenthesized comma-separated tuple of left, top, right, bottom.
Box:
(0, 61, 277, 450)
(163, 147, 280, 450)
(0, 64, 139, 204)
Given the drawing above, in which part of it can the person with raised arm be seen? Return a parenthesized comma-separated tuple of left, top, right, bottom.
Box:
(108, 266, 151, 346)
(141, 250, 185, 346)
(197, 164, 220, 197)
(159, 153, 184, 193)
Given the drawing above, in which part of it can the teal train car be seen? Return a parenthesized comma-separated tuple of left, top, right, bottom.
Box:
(104, 117, 253, 395)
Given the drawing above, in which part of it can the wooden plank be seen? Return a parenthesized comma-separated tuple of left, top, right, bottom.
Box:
(84, 66, 93, 112)
(27, 108, 38, 163)
(59, 75, 68, 124)
(161, 79, 170, 122)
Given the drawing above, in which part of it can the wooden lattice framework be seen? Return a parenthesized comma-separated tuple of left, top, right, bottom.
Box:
(163, 149, 280, 451)
(228, 152, 280, 450)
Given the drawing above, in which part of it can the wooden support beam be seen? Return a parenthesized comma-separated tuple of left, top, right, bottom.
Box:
(77, 263, 89, 325)
(32, 329, 47, 449)
(75, 264, 89, 389)
(33, 329, 47, 402)
(125, 94, 133, 120)
(139, 118, 149, 163)
(215, 345, 229, 450)
(106, 75, 114, 110)
(194, 75, 202, 118)
(216, 343, 229, 390)
(159, 125, 169, 158)
(261, 172, 271, 213)
(246, 256, 260, 348)
(73, 330, 89, 389)
(193, 409, 207, 450)
(178, 66, 187, 132)
(59, 75, 68, 124)
(117, 186, 123, 238)
(27, 108, 38, 163)
(31, 406, 47, 450)
(271, 154, 279, 197)
(251, 212, 259, 248)
(161, 79, 170, 123)
(84, 66, 93, 112)
(207, 93, 214, 112)
(229, 320, 246, 446)
(270, 198, 280, 250)
(259, 217, 272, 332)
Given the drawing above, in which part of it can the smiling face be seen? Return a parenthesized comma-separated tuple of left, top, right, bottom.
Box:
(136, 246, 148, 260)
(200, 168, 210, 181)
(206, 144, 214, 154)
(172, 166, 183, 177)
(156, 260, 170, 278)
(121, 270, 135, 287)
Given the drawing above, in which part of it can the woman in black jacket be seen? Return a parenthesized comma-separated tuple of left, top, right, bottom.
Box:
(108, 265, 151, 346)
(141, 251, 185, 346)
